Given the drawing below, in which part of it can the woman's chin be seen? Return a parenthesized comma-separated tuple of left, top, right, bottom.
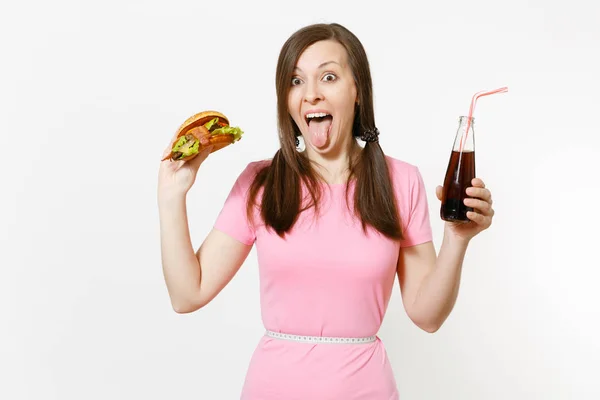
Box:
(310, 141, 354, 158)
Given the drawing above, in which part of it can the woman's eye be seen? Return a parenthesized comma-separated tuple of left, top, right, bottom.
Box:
(291, 77, 302, 86)
(323, 73, 337, 82)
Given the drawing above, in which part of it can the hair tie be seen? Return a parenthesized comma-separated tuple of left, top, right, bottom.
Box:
(360, 127, 379, 143)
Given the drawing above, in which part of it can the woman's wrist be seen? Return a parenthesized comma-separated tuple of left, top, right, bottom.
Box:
(158, 190, 187, 209)
(442, 225, 471, 248)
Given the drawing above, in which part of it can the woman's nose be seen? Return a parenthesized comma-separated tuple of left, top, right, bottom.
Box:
(303, 82, 323, 104)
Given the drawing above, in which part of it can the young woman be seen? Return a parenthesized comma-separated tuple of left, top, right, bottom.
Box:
(158, 22, 494, 400)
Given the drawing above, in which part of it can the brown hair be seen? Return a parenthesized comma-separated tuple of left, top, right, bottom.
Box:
(246, 23, 403, 241)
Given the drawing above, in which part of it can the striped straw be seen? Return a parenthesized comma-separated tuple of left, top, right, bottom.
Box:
(460, 86, 508, 152)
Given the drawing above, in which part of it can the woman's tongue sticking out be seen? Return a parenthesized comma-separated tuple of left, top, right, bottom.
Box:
(308, 115, 333, 148)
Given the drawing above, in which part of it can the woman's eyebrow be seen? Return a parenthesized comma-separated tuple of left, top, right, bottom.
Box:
(293, 61, 341, 72)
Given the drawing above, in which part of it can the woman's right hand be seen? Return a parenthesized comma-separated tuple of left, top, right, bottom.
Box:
(158, 133, 214, 202)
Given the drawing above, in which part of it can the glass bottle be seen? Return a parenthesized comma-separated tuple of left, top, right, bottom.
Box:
(440, 116, 476, 222)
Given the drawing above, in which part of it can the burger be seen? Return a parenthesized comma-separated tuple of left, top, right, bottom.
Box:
(162, 110, 244, 161)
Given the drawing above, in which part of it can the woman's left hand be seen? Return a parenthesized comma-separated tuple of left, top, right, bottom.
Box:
(436, 178, 495, 243)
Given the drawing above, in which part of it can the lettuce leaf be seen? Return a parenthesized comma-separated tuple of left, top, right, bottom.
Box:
(211, 125, 244, 141)
(171, 136, 200, 159)
(204, 118, 220, 131)
(171, 136, 187, 151)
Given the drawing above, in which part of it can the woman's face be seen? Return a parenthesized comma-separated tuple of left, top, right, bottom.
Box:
(288, 40, 358, 154)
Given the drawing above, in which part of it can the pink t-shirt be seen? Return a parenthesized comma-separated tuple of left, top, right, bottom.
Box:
(214, 155, 433, 400)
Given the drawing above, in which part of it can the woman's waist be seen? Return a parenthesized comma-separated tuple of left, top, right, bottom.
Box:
(261, 317, 382, 339)
(264, 329, 378, 345)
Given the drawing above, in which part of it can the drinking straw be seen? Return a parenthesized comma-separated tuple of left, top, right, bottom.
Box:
(460, 86, 508, 152)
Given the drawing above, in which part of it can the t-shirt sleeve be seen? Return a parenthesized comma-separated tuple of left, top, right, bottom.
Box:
(399, 165, 433, 247)
(213, 163, 258, 246)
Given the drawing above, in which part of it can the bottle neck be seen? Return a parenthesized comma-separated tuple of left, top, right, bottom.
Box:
(453, 116, 475, 152)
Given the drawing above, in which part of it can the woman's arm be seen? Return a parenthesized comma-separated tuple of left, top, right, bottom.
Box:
(397, 177, 494, 332)
(396, 234, 468, 333)
(159, 195, 252, 314)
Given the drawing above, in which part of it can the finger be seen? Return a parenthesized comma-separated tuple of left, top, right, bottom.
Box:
(161, 147, 173, 161)
(466, 210, 489, 225)
(471, 178, 486, 188)
(436, 185, 443, 201)
(464, 198, 494, 216)
(187, 145, 214, 169)
(200, 144, 214, 159)
(466, 186, 492, 203)
(161, 135, 180, 160)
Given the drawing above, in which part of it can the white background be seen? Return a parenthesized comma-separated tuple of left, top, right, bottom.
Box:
(1, 0, 599, 399)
